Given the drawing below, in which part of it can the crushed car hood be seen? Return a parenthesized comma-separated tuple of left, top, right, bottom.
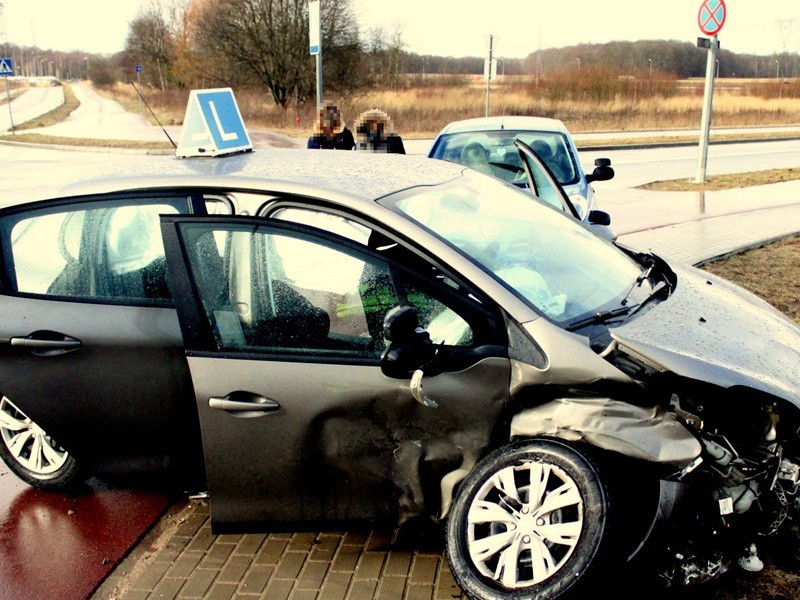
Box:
(611, 263, 800, 407)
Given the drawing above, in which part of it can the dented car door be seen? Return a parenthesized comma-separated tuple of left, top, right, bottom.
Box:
(160, 215, 511, 530)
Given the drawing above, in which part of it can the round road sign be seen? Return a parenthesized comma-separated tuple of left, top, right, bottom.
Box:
(698, 0, 726, 36)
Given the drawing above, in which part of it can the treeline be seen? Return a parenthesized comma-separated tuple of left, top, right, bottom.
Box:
(4, 0, 798, 108)
(525, 40, 800, 79)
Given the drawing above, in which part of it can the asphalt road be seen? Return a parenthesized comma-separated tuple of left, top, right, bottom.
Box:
(0, 86, 64, 132)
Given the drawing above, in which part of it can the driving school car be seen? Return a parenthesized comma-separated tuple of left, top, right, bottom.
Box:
(1, 149, 799, 599)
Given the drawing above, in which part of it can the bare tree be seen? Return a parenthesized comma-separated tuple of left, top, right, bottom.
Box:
(195, 0, 360, 107)
(125, 0, 174, 89)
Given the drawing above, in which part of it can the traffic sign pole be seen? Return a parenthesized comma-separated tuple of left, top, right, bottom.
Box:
(4, 77, 13, 134)
(309, 0, 323, 107)
(694, 0, 726, 183)
(694, 34, 717, 183)
(1, 58, 14, 134)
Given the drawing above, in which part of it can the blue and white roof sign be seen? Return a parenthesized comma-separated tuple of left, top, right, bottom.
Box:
(0, 59, 13, 76)
(176, 88, 253, 158)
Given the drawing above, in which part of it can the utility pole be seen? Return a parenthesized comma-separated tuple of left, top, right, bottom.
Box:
(485, 34, 494, 118)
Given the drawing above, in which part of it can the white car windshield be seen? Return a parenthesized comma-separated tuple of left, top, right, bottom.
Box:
(430, 130, 579, 186)
(381, 174, 642, 325)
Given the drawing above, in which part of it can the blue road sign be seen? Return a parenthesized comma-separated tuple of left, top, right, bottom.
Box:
(0, 59, 13, 77)
(135, 65, 143, 73)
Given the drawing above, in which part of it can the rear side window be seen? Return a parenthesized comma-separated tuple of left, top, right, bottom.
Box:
(2, 196, 196, 304)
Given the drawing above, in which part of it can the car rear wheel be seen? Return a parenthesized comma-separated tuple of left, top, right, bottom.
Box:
(446, 439, 612, 600)
(0, 395, 80, 490)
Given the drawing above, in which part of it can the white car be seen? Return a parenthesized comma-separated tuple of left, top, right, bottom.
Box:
(428, 116, 614, 226)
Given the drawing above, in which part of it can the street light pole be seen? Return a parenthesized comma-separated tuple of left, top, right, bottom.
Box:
(485, 34, 494, 118)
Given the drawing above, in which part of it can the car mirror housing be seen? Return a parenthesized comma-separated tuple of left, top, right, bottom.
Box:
(588, 210, 611, 227)
(380, 306, 436, 378)
(586, 158, 614, 183)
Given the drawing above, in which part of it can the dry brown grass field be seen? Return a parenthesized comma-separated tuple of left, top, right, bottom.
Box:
(102, 73, 800, 139)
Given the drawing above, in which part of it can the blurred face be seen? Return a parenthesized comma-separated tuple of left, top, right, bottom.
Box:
(320, 106, 341, 134)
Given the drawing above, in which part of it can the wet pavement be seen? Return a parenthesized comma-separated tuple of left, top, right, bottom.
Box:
(0, 461, 169, 600)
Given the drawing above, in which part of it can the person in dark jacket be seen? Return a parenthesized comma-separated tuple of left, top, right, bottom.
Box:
(307, 102, 355, 150)
(354, 109, 405, 154)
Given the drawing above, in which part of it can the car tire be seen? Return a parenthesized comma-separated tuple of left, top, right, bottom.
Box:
(446, 438, 613, 600)
(0, 395, 81, 490)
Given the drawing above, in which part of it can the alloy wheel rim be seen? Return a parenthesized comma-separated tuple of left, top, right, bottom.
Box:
(466, 460, 584, 588)
(0, 396, 70, 476)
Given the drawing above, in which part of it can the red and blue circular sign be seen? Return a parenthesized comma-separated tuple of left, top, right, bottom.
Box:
(698, 0, 726, 36)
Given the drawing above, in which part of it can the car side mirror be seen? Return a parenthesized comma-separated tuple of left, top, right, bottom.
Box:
(380, 306, 436, 378)
(585, 158, 614, 183)
(587, 210, 611, 226)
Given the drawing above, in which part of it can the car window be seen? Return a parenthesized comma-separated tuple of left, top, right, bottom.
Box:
(181, 222, 477, 358)
(431, 130, 579, 186)
(269, 206, 371, 244)
(3, 198, 194, 303)
(269, 206, 478, 345)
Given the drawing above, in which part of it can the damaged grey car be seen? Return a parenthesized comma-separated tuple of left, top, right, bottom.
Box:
(0, 150, 798, 599)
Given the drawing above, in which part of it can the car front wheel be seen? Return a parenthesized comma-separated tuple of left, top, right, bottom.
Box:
(446, 439, 612, 600)
(0, 395, 80, 490)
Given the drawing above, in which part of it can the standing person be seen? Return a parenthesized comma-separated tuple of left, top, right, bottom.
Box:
(354, 109, 406, 154)
(307, 102, 355, 150)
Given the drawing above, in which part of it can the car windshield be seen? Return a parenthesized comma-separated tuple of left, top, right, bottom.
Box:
(380, 174, 642, 325)
(430, 130, 579, 186)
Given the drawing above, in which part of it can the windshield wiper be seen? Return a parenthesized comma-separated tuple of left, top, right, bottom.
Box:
(566, 278, 671, 332)
(566, 305, 635, 332)
(620, 263, 654, 307)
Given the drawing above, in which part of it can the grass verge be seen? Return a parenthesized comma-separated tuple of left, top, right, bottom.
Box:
(638, 168, 800, 191)
(0, 132, 174, 150)
(575, 130, 800, 149)
(702, 235, 800, 324)
(12, 84, 80, 130)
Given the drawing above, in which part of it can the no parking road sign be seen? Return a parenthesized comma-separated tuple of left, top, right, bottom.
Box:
(698, 0, 726, 36)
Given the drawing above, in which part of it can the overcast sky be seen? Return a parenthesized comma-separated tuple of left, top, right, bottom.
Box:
(2, 0, 799, 57)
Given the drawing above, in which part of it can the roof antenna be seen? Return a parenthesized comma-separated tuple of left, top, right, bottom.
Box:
(130, 81, 177, 149)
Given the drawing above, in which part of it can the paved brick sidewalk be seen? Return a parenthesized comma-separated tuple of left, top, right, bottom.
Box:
(94, 500, 464, 600)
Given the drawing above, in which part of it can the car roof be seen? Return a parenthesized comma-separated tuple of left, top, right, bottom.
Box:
(55, 149, 465, 203)
(433, 116, 570, 137)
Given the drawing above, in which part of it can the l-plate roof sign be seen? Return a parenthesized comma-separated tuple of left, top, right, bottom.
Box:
(176, 88, 253, 158)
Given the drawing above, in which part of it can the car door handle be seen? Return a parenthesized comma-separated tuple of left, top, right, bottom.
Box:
(7, 332, 82, 356)
(208, 393, 280, 414)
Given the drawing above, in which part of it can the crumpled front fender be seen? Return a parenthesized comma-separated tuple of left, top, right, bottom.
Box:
(510, 398, 701, 467)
